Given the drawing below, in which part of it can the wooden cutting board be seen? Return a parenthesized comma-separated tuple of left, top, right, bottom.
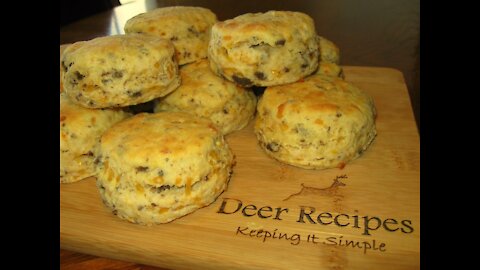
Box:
(60, 66, 420, 270)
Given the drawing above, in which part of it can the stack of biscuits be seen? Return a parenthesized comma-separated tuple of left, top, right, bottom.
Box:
(60, 6, 376, 225)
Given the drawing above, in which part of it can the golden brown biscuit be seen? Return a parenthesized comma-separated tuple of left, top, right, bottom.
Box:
(124, 6, 217, 65)
(314, 36, 343, 78)
(60, 93, 131, 183)
(154, 59, 257, 135)
(208, 11, 319, 87)
(254, 75, 376, 169)
(60, 44, 71, 93)
(318, 36, 340, 64)
(61, 34, 180, 108)
(315, 61, 344, 79)
(96, 112, 235, 225)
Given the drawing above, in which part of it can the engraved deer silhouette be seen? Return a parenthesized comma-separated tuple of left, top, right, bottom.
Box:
(283, 175, 347, 201)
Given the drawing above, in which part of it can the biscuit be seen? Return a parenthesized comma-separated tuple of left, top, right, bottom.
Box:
(315, 61, 344, 79)
(61, 34, 180, 108)
(60, 93, 131, 183)
(314, 36, 343, 78)
(154, 59, 257, 135)
(318, 36, 340, 64)
(124, 6, 217, 65)
(254, 74, 376, 169)
(96, 112, 235, 225)
(208, 11, 319, 87)
(60, 44, 71, 93)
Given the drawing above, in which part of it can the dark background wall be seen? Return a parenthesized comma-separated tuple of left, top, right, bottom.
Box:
(61, 0, 120, 26)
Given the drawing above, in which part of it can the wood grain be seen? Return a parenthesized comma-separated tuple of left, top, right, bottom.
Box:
(60, 66, 419, 269)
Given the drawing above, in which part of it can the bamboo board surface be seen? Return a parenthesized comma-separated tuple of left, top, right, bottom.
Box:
(60, 66, 420, 270)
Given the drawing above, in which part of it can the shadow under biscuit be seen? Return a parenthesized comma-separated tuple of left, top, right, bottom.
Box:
(251, 86, 266, 97)
(122, 100, 156, 114)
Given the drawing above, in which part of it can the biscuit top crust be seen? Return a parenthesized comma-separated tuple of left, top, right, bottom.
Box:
(213, 11, 316, 46)
(124, 6, 217, 65)
(100, 112, 228, 187)
(164, 59, 246, 112)
(62, 34, 174, 63)
(156, 59, 257, 134)
(260, 75, 375, 122)
(61, 34, 179, 108)
(125, 6, 217, 33)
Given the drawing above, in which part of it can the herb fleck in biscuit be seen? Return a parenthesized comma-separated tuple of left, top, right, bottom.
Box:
(96, 112, 235, 225)
(60, 93, 131, 183)
(254, 75, 376, 169)
(61, 34, 180, 108)
(154, 59, 257, 135)
(124, 6, 217, 65)
(208, 11, 319, 87)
